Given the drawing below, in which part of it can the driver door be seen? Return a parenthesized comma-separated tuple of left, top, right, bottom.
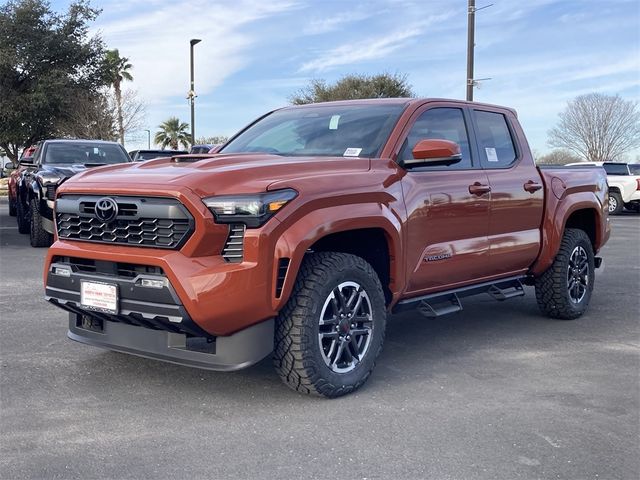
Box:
(399, 105, 491, 295)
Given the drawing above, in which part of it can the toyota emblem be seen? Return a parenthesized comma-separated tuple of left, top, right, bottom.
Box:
(95, 197, 118, 223)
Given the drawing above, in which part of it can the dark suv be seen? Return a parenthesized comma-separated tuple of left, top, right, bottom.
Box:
(15, 139, 131, 247)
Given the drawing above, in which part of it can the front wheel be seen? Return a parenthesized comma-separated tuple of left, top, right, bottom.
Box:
(274, 252, 386, 398)
(29, 199, 53, 247)
(535, 228, 595, 320)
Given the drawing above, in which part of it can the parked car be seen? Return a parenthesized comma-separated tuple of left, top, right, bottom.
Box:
(7, 145, 37, 217)
(189, 144, 215, 154)
(15, 139, 131, 247)
(128, 149, 187, 161)
(45, 98, 609, 397)
(566, 161, 640, 214)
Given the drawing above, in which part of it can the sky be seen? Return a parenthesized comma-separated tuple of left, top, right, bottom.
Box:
(50, 0, 640, 156)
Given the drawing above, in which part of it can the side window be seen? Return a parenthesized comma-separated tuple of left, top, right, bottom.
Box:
(399, 108, 473, 169)
(474, 110, 517, 168)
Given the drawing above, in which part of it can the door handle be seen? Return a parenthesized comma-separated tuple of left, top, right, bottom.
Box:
(468, 182, 491, 195)
(524, 180, 543, 193)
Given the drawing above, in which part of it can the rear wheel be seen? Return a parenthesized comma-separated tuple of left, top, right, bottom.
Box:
(274, 252, 386, 398)
(16, 198, 29, 234)
(608, 191, 623, 215)
(29, 199, 53, 247)
(8, 197, 17, 216)
(535, 228, 595, 320)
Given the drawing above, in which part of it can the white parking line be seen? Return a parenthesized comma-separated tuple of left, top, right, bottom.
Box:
(0, 226, 18, 230)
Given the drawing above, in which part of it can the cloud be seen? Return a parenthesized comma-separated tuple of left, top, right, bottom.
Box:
(299, 12, 454, 73)
(93, 0, 299, 103)
(304, 10, 375, 35)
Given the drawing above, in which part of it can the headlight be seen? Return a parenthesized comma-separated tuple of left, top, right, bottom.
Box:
(203, 189, 297, 227)
(36, 172, 62, 186)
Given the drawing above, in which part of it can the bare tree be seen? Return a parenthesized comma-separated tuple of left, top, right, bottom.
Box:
(57, 91, 116, 140)
(56, 88, 145, 142)
(536, 149, 581, 165)
(112, 89, 145, 142)
(548, 93, 640, 161)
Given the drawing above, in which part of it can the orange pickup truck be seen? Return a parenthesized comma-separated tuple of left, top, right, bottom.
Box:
(44, 98, 610, 397)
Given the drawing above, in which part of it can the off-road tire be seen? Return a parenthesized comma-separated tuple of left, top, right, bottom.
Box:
(608, 191, 623, 215)
(16, 198, 29, 234)
(535, 228, 595, 320)
(274, 252, 386, 398)
(8, 197, 17, 216)
(29, 199, 52, 247)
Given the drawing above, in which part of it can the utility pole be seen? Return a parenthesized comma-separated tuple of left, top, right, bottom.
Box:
(466, 0, 475, 101)
(144, 129, 150, 149)
(189, 39, 202, 145)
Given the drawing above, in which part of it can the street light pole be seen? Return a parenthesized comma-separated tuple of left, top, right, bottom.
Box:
(466, 0, 475, 101)
(189, 39, 202, 145)
(144, 129, 151, 149)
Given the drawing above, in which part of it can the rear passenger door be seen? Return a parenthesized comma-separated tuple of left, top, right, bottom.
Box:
(398, 104, 491, 294)
(471, 108, 544, 277)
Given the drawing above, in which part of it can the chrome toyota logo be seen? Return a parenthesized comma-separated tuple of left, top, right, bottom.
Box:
(94, 197, 118, 223)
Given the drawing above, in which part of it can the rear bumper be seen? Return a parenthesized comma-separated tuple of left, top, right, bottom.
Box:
(67, 313, 273, 371)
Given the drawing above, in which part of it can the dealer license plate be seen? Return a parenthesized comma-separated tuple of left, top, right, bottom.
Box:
(80, 281, 118, 314)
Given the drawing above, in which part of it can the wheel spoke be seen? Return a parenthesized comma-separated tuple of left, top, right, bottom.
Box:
(326, 339, 338, 361)
(332, 340, 346, 366)
(320, 331, 340, 340)
(350, 327, 370, 337)
(319, 314, 339, 326)
(345, 288, 359, 309)
(349, 337, 360, 362)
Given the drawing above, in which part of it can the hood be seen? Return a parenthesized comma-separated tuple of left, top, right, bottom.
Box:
(63, 153, 371, 197)
(42, 163, 101, 180)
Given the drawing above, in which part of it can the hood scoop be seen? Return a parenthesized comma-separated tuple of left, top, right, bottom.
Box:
(171, 154, 214, 163)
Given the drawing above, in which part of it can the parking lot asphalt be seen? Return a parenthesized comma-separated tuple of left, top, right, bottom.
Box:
(0, 199, 638, 480)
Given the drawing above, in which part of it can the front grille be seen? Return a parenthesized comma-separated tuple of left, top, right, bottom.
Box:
(56, 195, 194, 249)
(222, 224, 245, 262)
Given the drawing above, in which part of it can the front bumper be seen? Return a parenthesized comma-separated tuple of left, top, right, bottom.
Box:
(67, 314, 273, 371)
(45, 259, 274, 370)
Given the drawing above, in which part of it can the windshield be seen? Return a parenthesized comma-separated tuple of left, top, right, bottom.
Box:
(136, 151, 184, 161)
(220, 104, 405, 158)
(44, 143, 130, 165)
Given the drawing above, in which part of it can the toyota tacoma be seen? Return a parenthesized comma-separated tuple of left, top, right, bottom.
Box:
(43, 99, 610, 397)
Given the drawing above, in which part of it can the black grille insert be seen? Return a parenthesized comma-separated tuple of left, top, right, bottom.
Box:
(53, 256, 164, 278)
(275, 258, 290, 298)
(56, 195, 194, 249)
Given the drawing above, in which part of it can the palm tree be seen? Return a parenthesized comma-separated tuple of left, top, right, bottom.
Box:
(154, 117, 191, 150)
(104, 49, 133, 145)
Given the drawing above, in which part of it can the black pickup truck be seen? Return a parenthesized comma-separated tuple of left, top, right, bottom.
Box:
(15, 139, 131, 247)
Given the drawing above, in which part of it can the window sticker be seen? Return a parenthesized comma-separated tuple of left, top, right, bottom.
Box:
(485, 147, 498, 162)
(343, 148, 362, 157)
(329, 115, 340, 130)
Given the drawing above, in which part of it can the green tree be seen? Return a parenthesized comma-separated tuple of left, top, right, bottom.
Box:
(548, 93, 640, 161)
(103, 49, 133, 145)
(0, 0, 107, 162)
(154, 117, 191, 150)
(289, 73, 414, 105)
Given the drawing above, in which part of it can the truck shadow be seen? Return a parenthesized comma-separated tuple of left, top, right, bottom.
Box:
(88, 290, 568, 401)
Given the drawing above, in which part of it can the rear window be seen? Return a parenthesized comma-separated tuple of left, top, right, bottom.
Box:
(627, 164, 640, 175)
(473, 110, 517, 168)
(603, 163, 629, 175)
(44, 143, 130, 165)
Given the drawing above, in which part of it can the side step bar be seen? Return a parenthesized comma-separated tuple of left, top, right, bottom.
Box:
(393, 276, 525, 318)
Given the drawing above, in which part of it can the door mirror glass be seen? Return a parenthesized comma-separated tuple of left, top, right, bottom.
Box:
(404, 139, 462, 167)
